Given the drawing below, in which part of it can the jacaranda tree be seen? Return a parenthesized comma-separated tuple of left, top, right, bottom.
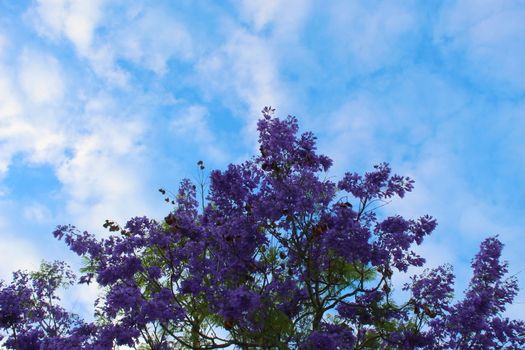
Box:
(1, 107, 524, 349)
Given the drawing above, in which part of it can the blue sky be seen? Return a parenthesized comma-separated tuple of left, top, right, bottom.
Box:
(1, 0, 525, 319)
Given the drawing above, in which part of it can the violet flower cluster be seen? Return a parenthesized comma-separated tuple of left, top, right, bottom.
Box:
(0, 261, 97, 349)
(1, 108, 523, 349)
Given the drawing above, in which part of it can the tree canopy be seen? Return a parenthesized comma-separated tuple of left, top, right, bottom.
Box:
(1, 108, 524, 349)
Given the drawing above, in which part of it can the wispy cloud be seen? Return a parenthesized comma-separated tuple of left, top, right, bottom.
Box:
(112, 5, 194, 75)
(29, 0, 103, 52)
(23, 201, 53, 224)
(237, 0, 312, 36)
(171, 104, 228, 163)
(326, 1, 418, 71)
(18, 49, 65, 104)
(435, 0, 525, 90)
(196, 28, 288, 125)
(29, 0, 127, 85)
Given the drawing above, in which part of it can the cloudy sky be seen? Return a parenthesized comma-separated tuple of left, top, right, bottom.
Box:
(1, 0, 525, 319)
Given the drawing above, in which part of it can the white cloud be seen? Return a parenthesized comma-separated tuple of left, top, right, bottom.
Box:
(85, 44, 129, 86)
(435, 0, 525, 89)
(23, 202, 53, 224)
(327, 1, 417, 71)
(0, 234, 41, 281)
(63, 1, 102, 53)
(238, 0, 282, 32)
(0, 51, 67, 169)
(196, 28, 290, 147)
(28, 1, 195, 83)
(229, 0, 316, 128)
(322, 97, 384, 173)
(1, 60, 157, 238)
(0, 37, 167, 260)
(238, 0, 312, 37)
(61, 281, 102, 322)
(198, 30, 284, 112)
(115, 6, 194, 75)
(30, 0, 103, 53)
(171, 105, 227, 163)
(18, 49, 65, 104)
(0, 69, 22, 120)
(29, 0, 128, 86)
(51, 100, 160, 234)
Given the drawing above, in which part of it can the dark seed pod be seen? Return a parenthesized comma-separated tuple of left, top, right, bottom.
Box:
(224, 320, 234, 330)
(423, 305, 437, 318)
(165, 213, 176, 226)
